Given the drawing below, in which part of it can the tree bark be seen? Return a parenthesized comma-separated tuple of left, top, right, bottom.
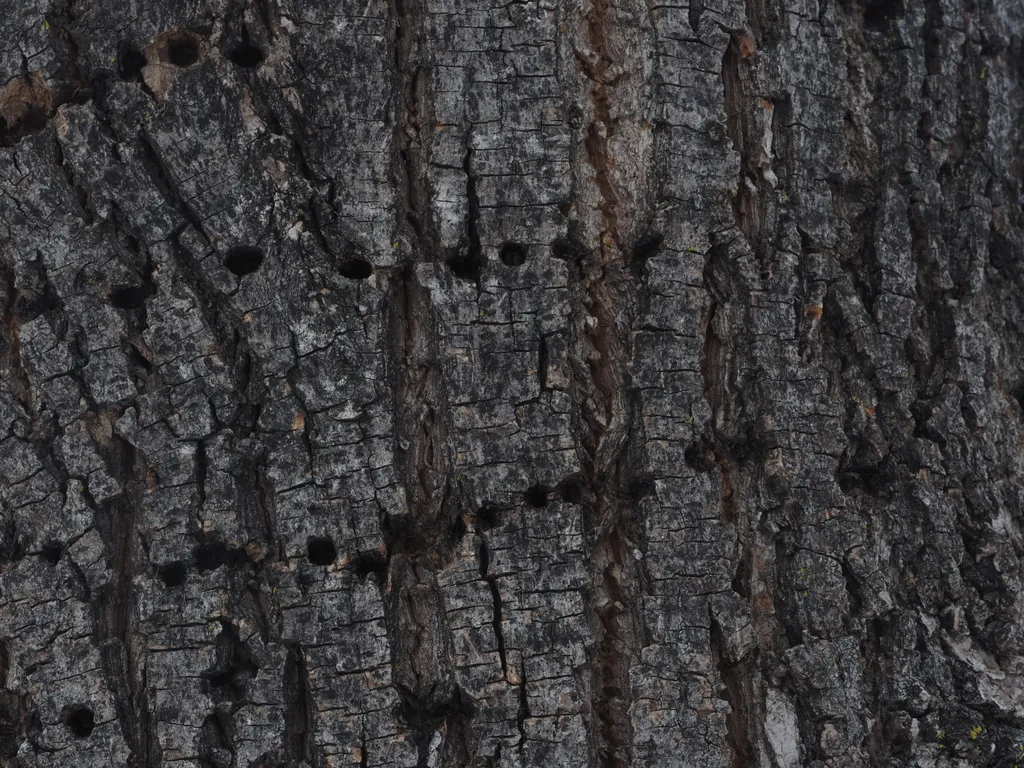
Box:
(1, 0, 1024, 766)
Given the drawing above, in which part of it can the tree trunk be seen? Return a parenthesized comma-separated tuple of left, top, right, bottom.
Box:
(2, 0, 1023, 766)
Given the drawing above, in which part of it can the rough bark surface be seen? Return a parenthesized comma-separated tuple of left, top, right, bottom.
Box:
(1, 0, 1024, 766)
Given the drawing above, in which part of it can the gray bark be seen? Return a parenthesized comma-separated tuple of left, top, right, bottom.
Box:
(1, 0, 1023, 766)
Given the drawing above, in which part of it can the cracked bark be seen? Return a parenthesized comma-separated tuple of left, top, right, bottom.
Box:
(2, 0, 1024, 767)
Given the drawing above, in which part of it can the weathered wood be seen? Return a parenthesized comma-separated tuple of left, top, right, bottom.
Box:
(2, 0, 1024, 766)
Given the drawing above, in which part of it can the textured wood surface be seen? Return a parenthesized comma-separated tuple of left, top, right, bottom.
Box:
(1, 0, 1024, 766)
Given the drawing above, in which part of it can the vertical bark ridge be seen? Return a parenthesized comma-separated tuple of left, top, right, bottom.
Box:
(386, 0, 467, 762)
(570, 0, 655, 764)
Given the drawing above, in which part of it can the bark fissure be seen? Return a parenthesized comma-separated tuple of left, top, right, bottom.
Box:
(283, 642, 316, 766)
(573, 1, 649, 764)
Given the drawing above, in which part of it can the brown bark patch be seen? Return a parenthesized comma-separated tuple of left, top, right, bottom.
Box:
(0, 73, 55, 145)
(143, 29, 205, 102)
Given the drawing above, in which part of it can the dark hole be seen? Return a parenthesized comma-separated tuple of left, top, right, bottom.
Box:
(0, 101, 50, 146)
(498, 242, 527, 267)
(65, 706, 94, 738)
(477, 504, 501, 530)
(864, 0, 903, 28)
(524, 484, 550, 509)
(837, 471, 861, 495)
(1011, 382, 1024, 418)
(224, 246, 264, 277)
(194, 542, 246, 573)
(731, 554, 751, 598)
(15, 283, 58, 322)
(556, 477, 584, 505)
(350, 551, 389, 584)
(914, 622, 929, 654)
(841, 559, 863, 616)
(627, 477, 655, 501)
(448, 513, 468, 545)
(550, 237, 586, 264)
(15, 106, 49, 138)
(127, 343, 154, 374)
(445, 251, 485, 282)
(70, 87, 93, 105)
(630, 233, 664, 275)
(158, 561, 187, 588)
(203, 622, 259, 701)
(381, 514, 427, 556)
(167, 35, 200, 67)
(109, 284, 148, 310)
(306, 537, 337, 566)
(227, 42, 264, 68)
(684, 441, 716, 473)
(41, 542, 62, 565)
(338, 257, 373, 280)
(117, 43, 147, 81)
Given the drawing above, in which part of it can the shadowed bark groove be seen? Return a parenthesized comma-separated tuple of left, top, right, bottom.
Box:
(571, 0, 654, 764)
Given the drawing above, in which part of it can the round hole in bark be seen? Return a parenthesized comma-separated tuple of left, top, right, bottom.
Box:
(445, 251, 485, 282)
(228, 41, 265, 68)
(524, 484, 550, 508)
(109, 284, 148, 310)
(863, 0, 903, 28)
(194, 542, 246, 573)
(167, 34, 201, 67)
(41, 542, 63, 565)
(117, 43, 147, 81)
(684, 440, 716, 473)
(630, 233, 664, 276)
(307, 537, 337, 566)
(627, 477, 655, 501)
(477, 503, 501, 530)
(158, 561, 187, 588)
(224, 246, 264, 277)
(498, 242, 527, 267)
(65, 706, 95, 738)
(349, 551, 388, 584)
(556, 476, 584, 505)
(448, 512, 467, 544)
(338, 257, 373, 280)
(550, 236, 586, 264)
